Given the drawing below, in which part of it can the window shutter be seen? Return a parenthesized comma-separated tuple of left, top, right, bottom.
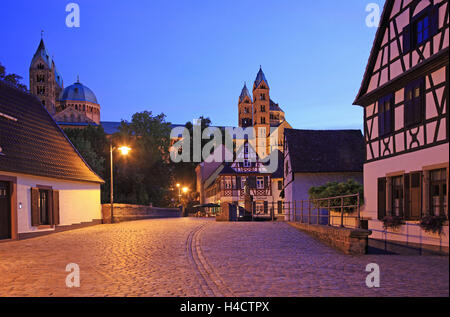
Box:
(52, 190, 60, 226)
(263, 201, 268, 214)
(264, 176, 269, 189)
(236, 177, 241, 189)
(377, 178, 387, 220)
(430, 6, 439, 37)
(410, 172, 422, 219)
(31, 188, 40, 226)
(404, 174, 410, 219)
(403, 25, 411, 53)
(248, 176, 256, 188)
(277, 201, 283, 214)
(48, 190, 54, 225)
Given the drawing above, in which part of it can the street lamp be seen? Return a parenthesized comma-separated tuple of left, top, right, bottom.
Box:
(110, 142, 131, 223)
(176, 183, 181, 204)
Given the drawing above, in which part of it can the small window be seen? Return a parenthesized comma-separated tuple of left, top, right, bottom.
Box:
(415, 15, 430, 46)
(38, 189, 50, 225)
(391, 176, 404, 217)
(404, 78, 424, 127)
(429, 169, 447, 217)
(243, 159, 251, 168)
(261, 105, 266, 112)
(378, 94, 394, 137)
(257, 177, 264, 189)
(261, 117, 266, 124)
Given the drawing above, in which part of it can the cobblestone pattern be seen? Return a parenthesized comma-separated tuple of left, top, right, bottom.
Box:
(0, 218, 448, 297)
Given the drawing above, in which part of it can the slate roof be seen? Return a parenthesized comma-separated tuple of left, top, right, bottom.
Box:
(254, 67, 269, 89)
(239, 83, 252, 103)
(31, 39, 52, 69)
(59, 81, 98, 104)
(269, 99, 284, 112)
(0, 81, 104, 183)
(285, 129, 364, 173)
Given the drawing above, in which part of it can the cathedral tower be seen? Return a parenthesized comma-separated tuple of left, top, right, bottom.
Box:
(238, 83, 253, 128)
(252, 67, 270, 157)
(29, 37, 63, 114)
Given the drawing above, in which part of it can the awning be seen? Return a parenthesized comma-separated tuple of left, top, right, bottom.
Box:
(192, 203, 220, 209)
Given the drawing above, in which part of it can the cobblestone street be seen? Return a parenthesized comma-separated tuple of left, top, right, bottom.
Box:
(0, 218, 448, 297)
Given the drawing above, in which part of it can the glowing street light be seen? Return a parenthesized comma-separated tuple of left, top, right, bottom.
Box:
(182, 187, 189, 193)
(110, 143, 131, 223)
(118, 146, 131, 155)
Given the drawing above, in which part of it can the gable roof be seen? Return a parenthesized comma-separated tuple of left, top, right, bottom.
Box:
(0, 81, 104, 183)
(353, 0, 394, 105)
(285, 129, 364, 173)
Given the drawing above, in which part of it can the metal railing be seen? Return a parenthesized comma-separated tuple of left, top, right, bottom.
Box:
(249, 193, 362, 229)
(368, 221, 447, 255)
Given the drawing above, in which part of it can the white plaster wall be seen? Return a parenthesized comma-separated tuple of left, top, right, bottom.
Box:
(1, 171, 101, 234)
(288, 172, 363, 203)
(363, 143, 449, 246)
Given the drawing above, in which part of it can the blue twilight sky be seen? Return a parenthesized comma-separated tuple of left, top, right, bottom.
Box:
(0, 0, 385, 130)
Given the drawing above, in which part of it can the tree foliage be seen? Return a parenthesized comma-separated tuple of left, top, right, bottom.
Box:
(308, 179, 363, 213)
(63, 125, 107, 178)
(0, 62, 28, 91)
(112, 111, 173, 206)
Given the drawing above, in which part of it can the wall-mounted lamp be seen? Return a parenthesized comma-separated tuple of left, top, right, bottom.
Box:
(19, 202, 23, 209)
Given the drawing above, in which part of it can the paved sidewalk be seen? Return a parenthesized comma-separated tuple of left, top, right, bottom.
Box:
(0, 218, 448, 297)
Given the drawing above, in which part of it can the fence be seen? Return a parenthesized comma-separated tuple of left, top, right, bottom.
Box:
(368, 222, 448, 255)
(249, 193, 362, 229)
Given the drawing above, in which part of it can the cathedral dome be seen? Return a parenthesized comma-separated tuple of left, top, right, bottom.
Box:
(59, 81, 98, 104)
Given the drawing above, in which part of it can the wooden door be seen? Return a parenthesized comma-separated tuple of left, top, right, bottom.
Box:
(0, 181, 11, 240)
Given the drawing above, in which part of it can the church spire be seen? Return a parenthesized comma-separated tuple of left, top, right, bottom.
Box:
(239, 82, 251, 103)
(254, 66, 269, 90)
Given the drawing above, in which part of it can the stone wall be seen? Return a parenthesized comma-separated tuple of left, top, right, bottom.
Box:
(102, 204, 182, 223)
(289, 222, 372, 255)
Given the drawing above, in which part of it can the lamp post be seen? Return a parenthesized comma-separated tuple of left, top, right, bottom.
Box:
(110, 142, 131, 223)
(176, 183, 181, 205)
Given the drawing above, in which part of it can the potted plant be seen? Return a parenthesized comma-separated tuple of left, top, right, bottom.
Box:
(420, 215, 447, 235)
(382, 215, 404, 230)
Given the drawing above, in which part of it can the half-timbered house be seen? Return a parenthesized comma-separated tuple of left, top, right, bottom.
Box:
(354, 0, 449, 249)
(201, 142, 284, 215)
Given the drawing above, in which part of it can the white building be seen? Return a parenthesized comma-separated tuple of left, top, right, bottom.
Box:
(283, 129, 364, 222)
(0, 81, 104, 240)
(353, 0, 449, 250)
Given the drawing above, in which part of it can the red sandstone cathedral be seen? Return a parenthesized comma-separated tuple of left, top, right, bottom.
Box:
(29, 37, 101, 126)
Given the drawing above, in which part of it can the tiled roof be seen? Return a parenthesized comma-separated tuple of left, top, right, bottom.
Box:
(0, 81, 104, 183)
(285, 129, 364, 173)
